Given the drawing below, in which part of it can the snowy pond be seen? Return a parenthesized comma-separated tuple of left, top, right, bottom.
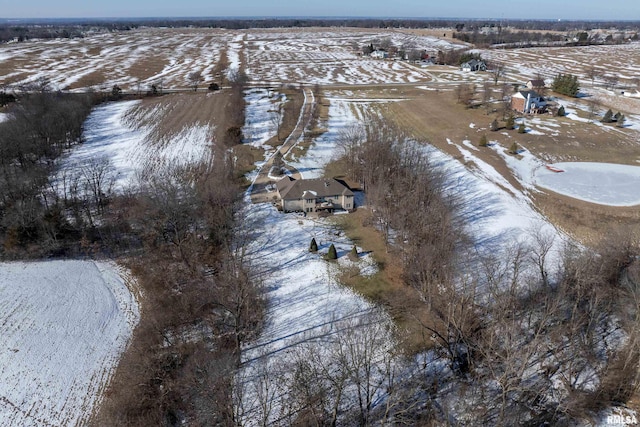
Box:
(535, 162, 640, 206)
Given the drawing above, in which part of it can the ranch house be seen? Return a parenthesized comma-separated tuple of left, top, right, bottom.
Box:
(512, 90, 547, 114)
(275, 177, 355, 213)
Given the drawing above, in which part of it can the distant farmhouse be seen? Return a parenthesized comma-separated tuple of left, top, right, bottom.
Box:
(512, 90, 547, 114)
(370, 49, 389, 59)
(275, 177, 354, 213)
(526, 79, 546, 91)
(461, 59, 487, 72)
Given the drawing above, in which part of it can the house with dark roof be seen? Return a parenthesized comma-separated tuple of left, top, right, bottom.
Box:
(511, 90, 547, 114)
(461, 59, 487, 72)
(275, 177, 354, 213)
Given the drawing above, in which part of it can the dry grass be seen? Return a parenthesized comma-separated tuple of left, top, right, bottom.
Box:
(332, 209, 434, 354)
(232, 144, 266, 180)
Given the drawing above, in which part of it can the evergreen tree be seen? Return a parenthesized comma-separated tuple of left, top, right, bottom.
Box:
(614, 111, 622, 122)
(509, 142, 519, 154)
(326, 244, 337, 260)
(617, 114, 626, 127)
(479, 134, 488, 147)
(505, 115, 515, 129)
(557, 105, 565, 116)
(490, 119, 499, 131)
(602, 109, 613, 123)
(518, 122, 526, 133)
(309, 237, 318, 252)
(552, 73, 580, 97)
(349, 245, 358, 260)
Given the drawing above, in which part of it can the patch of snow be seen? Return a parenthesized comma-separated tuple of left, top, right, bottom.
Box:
(461, 139, 479, 151)
(243, 88, 283, 149)
(491, 143, 545, 189)
(0, 260, 139, 427)
(439, 139, 566, 267)
(289, 96, 359, 179)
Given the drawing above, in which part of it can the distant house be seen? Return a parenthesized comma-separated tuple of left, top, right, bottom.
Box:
(370, 49, 389, 59)
(461, 59, 487, 72)
(512, 90, 547, 114)
(526, 79, 546, 91)
(275, 177, 355, 213)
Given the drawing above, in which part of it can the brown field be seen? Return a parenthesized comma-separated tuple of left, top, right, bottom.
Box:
(124, 90, 234, 146)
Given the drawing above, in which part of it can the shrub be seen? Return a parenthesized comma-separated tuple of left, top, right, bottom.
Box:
(518, 122, 526, 133)
(505, 115, 515, 130)
(479, 134, 488, 147)
(509, 142, 519, 154)
(326, 243, 337, 260)
(557, 106, 565, 116)
(349, 245, 358, 260)
(602, 109, 613, 123)
(224, 126, 243, 146)
(208, 82, 220, 91)
(310, 238, 318, 252)
(490, 119, 499, 131)
(617, 114, 625, 127)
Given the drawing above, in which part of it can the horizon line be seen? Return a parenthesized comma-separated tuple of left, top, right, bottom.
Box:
(2, 16, 640, 23)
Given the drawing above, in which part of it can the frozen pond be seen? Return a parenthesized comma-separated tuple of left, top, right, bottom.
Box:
(535, 162, 640, 206)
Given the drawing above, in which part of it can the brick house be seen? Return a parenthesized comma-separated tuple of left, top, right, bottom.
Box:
(511, 90, 547, 114)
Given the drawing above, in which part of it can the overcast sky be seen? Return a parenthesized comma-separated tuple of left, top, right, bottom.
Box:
(1, 0, 638, 20)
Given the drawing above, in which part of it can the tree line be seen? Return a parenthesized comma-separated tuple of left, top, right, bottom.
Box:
(2, 18, 638, 45)
(0, 89, 96, 257)
(453, 28, 568, 48)
(96, 153, 263, 426)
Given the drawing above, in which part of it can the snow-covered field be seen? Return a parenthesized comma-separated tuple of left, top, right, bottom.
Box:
(245, 29, 466, 85)
(237, 202, 387, 424)
(441, 139, 566, 262)
(56, 100, 213, 191)
(535, 162, 640, 206)
(288, 94, 360, 178)
(480, 42, 640, 86)
(0, 28, 470, 90)
(0, 260, 139, 427)
(0, 28, 228, 91)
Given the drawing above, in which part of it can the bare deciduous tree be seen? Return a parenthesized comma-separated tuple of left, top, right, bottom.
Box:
(188, 71, 203, 92)
(488, 60, 506, 85)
